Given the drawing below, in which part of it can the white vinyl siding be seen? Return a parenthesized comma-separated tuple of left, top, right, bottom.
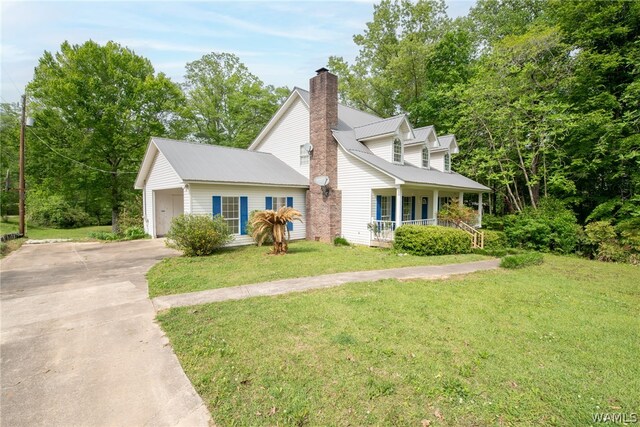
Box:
(300, 145, 309, 166)
(251, 97, 310, 178)
(337, 146, 396, 245)
(143, 151, 183, 236)
(189, 183, 307, 247)
(430, 152, 446, 172)
(402, 144, 423, 167)
(364, 137, 395, 163)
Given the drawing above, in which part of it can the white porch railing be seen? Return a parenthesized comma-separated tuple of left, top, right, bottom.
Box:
(369, 218, 484, 249)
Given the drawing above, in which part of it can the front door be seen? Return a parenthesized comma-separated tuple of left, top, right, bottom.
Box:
(155, 192, 183, 236)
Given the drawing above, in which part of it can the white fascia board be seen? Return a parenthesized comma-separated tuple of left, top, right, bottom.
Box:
(183, 180, 309, 189)
(134, 139, 159, 189)
(247, 88, 309, 151)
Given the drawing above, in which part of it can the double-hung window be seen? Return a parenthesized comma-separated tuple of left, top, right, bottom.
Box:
(271, 197, 287, 210)
(444, 152, 451, 172)
(213, 195, 248, 235)
(380, 196, 391, 221)
(222, 196, 239, 234)
(393, 138, 402, 163)
(300, 145, 310, 166)
(402, 197, 412, 221)
(422, 147, 430, 168)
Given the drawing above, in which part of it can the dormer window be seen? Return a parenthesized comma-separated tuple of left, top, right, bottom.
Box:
(444, 152, 451, 172)
(422, 147, 430, 168)
(393, 138, 402, 163)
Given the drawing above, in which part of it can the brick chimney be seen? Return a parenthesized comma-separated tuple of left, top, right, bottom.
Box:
(306, 68, 342, 243)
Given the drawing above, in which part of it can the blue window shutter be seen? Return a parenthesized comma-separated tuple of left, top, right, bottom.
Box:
(391, 196, 396, 222)
(422, 198, 428, 220)
(265, 196, 272, 210)
(411, 196, 416, 221)
(376, 195, 382, 221)
(286, 197, 294, 231)
(212, 196, 221, 216)
(240, 197, 248, 235)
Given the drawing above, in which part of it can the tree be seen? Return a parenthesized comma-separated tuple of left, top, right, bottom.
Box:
(27, 40, 186, 231)
(249, 207, 302, 255)
(455, 26, 576, 211)
(0, 103, 20, 217)
(329, 0, 473, 131)
(183, 52, 288, 148)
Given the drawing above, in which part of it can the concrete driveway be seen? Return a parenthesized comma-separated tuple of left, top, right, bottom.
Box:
(0, 240, 211, 427)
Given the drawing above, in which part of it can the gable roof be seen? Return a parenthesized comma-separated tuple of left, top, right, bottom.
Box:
(135, 137, 308, 189)
(353, 115, 412, 141)
(332, 130, 489, 191)
(438, 134, 459, 153)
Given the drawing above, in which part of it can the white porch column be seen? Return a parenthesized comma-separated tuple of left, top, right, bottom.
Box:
(432, 189, 439, 223)
(395, 186, 403, 229)
(458, 192, 464, 207)
(478, 192, 483, 227)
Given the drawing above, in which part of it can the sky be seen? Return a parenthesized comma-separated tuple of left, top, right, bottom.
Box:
(0, 0, 475, 104)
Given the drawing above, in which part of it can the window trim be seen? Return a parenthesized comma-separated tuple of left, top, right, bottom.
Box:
(444, 152, 451, 172)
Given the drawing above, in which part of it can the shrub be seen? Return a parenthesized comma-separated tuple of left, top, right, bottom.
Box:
(89, 231, 120, 241)
(27, 190, 91, 228)
(438, 199, 477, 224)
(334, 236, 350, 246)
(394, 225, 472, 256)
(117, 196, 144, 230)
(481, 214, 505, 231)
(503, 198, 579, 253)
(123, 226, 147, 240)
(165, 214, 232, 256)
(482, 230, 508, 251)
(500, 252, 544, 269)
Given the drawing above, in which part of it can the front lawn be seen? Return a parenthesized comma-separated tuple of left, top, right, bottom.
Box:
(158, 255, 640, 426)
(147, 240, 490, 297)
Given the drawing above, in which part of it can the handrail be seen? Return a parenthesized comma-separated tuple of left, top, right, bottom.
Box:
(438, 219, 484, 249)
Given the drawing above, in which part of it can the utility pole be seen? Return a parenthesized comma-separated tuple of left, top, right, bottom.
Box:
(18, 94, 26, 236)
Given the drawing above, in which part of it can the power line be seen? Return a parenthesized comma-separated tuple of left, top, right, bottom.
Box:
(27, 128, 138, 174)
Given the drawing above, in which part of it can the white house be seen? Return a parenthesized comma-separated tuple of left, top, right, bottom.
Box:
(135, 68, 489, 246)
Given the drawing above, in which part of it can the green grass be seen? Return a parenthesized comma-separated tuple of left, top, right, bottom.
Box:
(157, 255, 640, 426)
(147, 240, 490, 297)
(0, 216, 111, 239)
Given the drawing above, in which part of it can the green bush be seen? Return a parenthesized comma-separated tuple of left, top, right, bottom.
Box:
(123, 226, 147, 240)
(117, 196, 144, 230)
(89, 231, 120, 241)
(166, 214, 233, 256)
(481, 214, 505, 231)
(394, 225, 472, 256)
(334, 236, 350, 246)
(482, 230, 508, 251)
(27, 190, 91, 228)
(503, 198, 579, 254)
(500, 252, 544, 269)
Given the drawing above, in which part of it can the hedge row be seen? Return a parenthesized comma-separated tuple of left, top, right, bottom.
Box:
(394, 225, 472, 256)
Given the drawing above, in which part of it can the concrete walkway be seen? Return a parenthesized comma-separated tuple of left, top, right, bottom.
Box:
(1, 240, 211, 427)
(152, 259, 501, 311)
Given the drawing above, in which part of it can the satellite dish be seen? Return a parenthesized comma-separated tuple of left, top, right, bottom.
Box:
(313, 176, 329, 186)
(303, 143, 313, 154)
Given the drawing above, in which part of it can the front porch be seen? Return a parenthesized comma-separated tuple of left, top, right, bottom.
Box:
(369, 186, 484, 246)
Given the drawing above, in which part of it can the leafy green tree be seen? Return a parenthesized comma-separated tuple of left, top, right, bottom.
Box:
(0, 103, 20, 217)
(329, 0, 472, 130)
(183, 52, 288, 148)
(27, 40, 186, 231)
(455, 26, 576, 211)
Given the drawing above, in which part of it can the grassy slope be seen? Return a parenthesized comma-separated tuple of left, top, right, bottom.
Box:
(158, 255, 640, 426)
(147, 240, 490, 297)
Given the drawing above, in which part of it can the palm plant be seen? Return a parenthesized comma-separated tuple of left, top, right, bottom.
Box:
(249, 206, 302, 254)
